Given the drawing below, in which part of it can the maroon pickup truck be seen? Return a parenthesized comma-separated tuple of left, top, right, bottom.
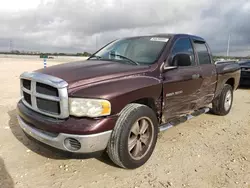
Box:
(17, 34, 241, 169)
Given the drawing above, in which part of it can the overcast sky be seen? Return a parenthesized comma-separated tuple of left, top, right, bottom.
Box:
(0, 0, 250, 56)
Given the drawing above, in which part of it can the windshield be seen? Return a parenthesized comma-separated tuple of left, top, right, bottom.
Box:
(89, 36, 169, 65)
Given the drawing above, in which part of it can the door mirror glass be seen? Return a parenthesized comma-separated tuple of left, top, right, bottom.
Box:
(172, 53, 192, 67)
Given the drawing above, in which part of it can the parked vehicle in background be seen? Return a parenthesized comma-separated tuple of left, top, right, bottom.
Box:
(215, 60, 237, 64)
(17, 33, 241, 169)
(239, 60, 250, 86)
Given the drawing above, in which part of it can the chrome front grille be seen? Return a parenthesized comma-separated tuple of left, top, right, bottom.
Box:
(20, 72, 69, 119)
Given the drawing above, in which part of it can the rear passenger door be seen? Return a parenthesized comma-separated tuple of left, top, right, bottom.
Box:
(192, 39, 217, 108)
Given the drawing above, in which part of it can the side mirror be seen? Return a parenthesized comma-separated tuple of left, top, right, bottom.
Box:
(172, 53, 192, 67)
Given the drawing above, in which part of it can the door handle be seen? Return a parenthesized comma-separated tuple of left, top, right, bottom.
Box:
(192, 74, 200, 79)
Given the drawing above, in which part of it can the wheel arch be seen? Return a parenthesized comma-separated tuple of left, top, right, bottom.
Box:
(131, 97, 160, 120)
(225, 78, 235, 90)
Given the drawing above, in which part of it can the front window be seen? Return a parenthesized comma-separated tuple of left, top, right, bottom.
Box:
(89, 36, 169, 65)
(171, 38, 195, 66)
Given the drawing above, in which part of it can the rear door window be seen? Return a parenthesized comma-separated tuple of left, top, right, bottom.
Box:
(193, 42, 211, 65)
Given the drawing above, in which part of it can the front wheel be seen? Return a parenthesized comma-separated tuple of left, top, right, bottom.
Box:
(107, 103, 158, 169)
(211, 84, 233, 116)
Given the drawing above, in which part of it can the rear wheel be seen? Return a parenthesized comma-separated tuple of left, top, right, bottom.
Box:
(107, 103, 158, 169)
(211, 84, 233, 116)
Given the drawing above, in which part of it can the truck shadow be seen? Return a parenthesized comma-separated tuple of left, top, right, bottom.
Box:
(8, 109, 117, 167)
(238, 85, 250, 90)
(0, 157, 14, 188)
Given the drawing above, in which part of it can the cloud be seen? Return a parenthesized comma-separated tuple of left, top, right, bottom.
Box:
(0, 0, 250, 56)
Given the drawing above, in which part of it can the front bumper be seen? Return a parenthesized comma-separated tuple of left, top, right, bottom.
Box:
(16, 100, 118, 153)
(17, 115, 112, 153)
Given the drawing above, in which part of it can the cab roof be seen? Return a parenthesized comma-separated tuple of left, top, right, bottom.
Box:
(125, 33, 206, 42)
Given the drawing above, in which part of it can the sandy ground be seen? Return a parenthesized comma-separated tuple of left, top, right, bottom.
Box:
(0, 56, 249, 188)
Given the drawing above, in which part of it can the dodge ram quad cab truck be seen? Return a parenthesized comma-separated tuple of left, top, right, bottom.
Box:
(17, 34, 241, 169)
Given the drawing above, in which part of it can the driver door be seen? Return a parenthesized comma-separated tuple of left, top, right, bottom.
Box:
(161, 37, 203, 123)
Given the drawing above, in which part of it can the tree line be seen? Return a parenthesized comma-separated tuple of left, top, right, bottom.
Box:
(0, 51, 92, 57)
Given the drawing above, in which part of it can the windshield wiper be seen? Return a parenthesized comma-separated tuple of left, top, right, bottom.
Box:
(109, 53, 139, 65)
(88, 54, 102, 60)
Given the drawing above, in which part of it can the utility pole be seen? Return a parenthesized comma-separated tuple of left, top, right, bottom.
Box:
(95, 34, 101, 51)
(227, 33, 231, 57)
(96, 35, 97, 50)
(9, 39, 13, 52)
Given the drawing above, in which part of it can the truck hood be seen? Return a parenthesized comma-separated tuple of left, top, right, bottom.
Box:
(35, 60, 150, 89)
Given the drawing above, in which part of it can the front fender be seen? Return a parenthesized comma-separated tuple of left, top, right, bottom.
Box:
(69, 75, 162, 115)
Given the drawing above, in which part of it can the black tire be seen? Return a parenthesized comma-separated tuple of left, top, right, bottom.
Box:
(211, 84, 233, 116)
(107, 103, 158, 169)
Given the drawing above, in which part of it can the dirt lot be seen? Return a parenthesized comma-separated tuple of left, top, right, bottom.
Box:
(0, 56, 249, 188)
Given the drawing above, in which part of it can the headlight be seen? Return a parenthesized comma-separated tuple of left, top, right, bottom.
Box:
(69, 98, 111, 117)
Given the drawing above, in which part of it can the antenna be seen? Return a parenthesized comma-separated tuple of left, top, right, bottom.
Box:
(227, 33, 231, 57)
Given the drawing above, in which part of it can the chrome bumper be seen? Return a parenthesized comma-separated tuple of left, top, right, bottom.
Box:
(17, 115, 112, 153)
